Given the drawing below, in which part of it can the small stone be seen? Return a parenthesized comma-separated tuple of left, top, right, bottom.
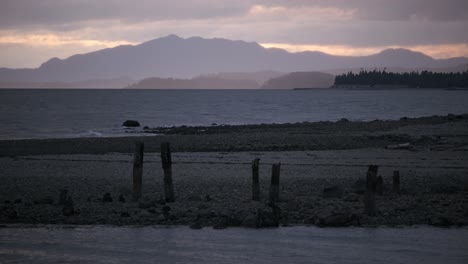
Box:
(4, 200, 11, 204)
(120, 212, 131, 218)
(187, 195, 202, 202)
(102, 193, 113, 203)
(190, 222, 203, 229)
(430, 216, 453, 227)
(6, 208, 18, 220)
(162, 205, 171, 212)
(119, 195, 126, 203)
(204, 195, 213, 202)
(14, 199, 22, 204)
(213, 223, 227, 230)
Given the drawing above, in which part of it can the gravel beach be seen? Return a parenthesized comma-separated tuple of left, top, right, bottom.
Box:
(1, 114, 468, 228)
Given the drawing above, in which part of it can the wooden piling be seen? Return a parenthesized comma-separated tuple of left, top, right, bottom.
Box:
(393, 170, 400, 195)
(376, 175, 383, 196)
(252, 158, 260, 201)
(161, 142, 175, 202)
(133, 142, 144, 201)
(364, 165, 378, 216)
(269, 163, 281, 204)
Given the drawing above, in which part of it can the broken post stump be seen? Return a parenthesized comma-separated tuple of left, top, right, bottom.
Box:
(393, 170, 400, 195)
(269, 163, 281, 204)
(161, 142, 175, 202)
(252, 158, 260, 201)
(133, 142, 144, 201)
(364, 165, 378, 216)
(376, 175, 383, 196)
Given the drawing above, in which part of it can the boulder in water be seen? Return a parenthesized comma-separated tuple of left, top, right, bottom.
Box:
(122, 120, 140, 127)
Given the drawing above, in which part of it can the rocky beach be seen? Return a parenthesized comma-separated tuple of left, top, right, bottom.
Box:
(1, 114, 468, 228)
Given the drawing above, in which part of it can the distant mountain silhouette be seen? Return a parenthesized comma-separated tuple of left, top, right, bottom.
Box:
(261, 72, 335, 89)
(127, 76, 259, 89)
(1, 35, 467, 83)
(195, 71, 284, 86)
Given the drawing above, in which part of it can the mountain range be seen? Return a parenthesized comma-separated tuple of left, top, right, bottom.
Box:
(1, 35, 467, 86)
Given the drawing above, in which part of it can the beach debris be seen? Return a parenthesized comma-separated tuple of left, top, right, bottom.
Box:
(122, 120, 140, 127)
(252, 158, 260, 201)
(62, 196, 75, 217)
(14, 199, 22, 204)
(4, 200, 11, 204)
(119, 194, 126, 203)
(162, 205, 171, 212)
(161, 142, 175, 202)
(102, 193, 113, 203)
(133, 142, 144, 201)
(393, 171, 401, 195)
(58, 189, 68, 205)
(322, 185, 344, 199)
(269, 163, 281, 204)
(386, 143, 412, 150)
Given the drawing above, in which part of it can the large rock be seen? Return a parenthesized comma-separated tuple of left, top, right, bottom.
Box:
(315, 209, 358, 227)
(122, 120, 140, 127)
(323, 185, 344, 199)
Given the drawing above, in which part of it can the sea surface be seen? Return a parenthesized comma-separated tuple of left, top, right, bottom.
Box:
(1, 89, 468, 140)
(1, 226, 467, 264)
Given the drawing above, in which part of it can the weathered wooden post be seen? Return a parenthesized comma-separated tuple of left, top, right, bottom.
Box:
(364, 165, 378, 216)
(133, 142, 144, 201)
(393, 170, 400, 195)
(269, 163, 281, 204)
(376, 175, 383, 196)
(161, 142, 175, 202)
(252, 158, 260, 201)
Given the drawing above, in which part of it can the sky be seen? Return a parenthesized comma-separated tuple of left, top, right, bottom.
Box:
(0, 0, 467, 68)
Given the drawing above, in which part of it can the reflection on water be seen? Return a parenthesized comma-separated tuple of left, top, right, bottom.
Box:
(1, 226, 467, 263)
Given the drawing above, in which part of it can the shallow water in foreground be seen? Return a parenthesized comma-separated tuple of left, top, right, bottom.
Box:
(1, 226, 467, 263)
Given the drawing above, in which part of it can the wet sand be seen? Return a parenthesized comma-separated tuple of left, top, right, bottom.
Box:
(1, 114, 468, 228)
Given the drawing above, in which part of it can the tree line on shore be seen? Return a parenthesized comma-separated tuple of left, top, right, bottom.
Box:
(334, 70, 468, 88)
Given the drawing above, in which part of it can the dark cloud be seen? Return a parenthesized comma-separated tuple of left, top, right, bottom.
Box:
(262, 0, 468, 21)
(0, 0, 251, 29)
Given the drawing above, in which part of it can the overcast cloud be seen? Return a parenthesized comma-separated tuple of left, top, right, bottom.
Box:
(0, 0, 467, 68)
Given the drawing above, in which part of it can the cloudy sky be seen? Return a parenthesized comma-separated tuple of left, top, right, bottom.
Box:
(1, 0, 467, 68)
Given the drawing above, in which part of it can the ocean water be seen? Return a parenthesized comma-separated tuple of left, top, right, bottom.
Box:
(1, 226, 467, 264)
(1, 89, 468, 140)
